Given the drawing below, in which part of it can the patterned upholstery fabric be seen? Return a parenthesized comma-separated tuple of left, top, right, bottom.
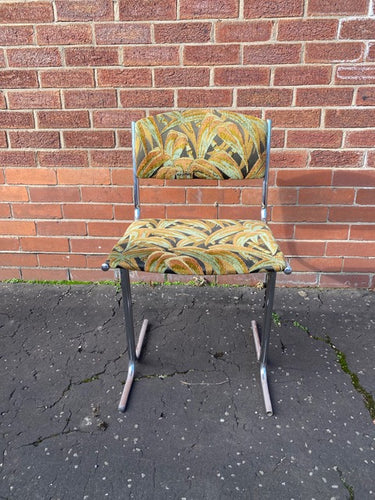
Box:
(135, 109, 267, 180)
(108, 219, 286, 275)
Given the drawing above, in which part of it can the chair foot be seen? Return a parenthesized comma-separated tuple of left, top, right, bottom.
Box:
(251, 320, 273, 416)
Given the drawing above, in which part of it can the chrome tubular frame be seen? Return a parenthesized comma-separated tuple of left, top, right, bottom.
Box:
(261, 119, 272, 223)
(132, 121, 140, 221)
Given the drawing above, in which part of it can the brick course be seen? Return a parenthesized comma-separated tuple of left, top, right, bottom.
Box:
(0, 0, 374, 288)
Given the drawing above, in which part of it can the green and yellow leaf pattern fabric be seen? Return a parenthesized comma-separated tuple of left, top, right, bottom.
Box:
(135, 109, 267, 180)
(108, 219, 287, 275)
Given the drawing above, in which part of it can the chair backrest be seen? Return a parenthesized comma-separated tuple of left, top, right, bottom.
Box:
(131, 109, 272, 221)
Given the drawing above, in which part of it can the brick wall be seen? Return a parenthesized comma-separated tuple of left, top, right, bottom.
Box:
(0, 0, 374, 287)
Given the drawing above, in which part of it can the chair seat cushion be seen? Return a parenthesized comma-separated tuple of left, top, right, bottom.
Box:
(108, 219, 286, 275)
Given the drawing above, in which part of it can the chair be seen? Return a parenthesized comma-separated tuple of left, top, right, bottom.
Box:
(102, 109, 291, 416)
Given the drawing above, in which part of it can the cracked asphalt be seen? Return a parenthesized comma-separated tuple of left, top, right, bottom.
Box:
(0, 282, 374, 499)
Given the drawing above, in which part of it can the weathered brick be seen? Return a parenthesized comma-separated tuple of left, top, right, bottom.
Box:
(310, 150, 363, 168)
(295, 223, 349, 240)
(272, 206, 328, 222)
(0, 131, 6, 148)
(95, 23, 151, 45)
(0, 92, 5, 109)
(277, 169, 332, 186)
(180, 0, 238, 19)
(0, 237, 20, 251)
(350, 225, 375, 240)
(37, 24, 93, 45)
(97, 68, 151, 87)
(1, 253, 38, 267)
(57, 168, 110, 185)
(0, 70, 38, 88)
(8, 90, 61, 110)
(356, 188, 375, 205)
(244, 43, 301, 64)
(216, 21, 272, 42)
(37, 220, 87, 236)
(13, 203, 61, 219)
(55, 0, 113, 21)
(65, 47, 119, 66)
(0, 25, 34, 45)
(305, 42, 363, 63)
(64, 131, 115, 148)
(368, 43, 375, 61)
(154, 68, 210, 87)
(238, 88, 293, 107)
(335, 65, 375, 85)
(177, 89, 233, 108)
(81, 186, 132, 203)
(0, 111, 34, 129)
(0, 220, 36, 235)
(345, 130, 375, 147)
(29, 186, 81, 202)
(244, 0, 303, 18)
(271, 150, 308, 168)
(63, 204, 113, 220)
(38, 150, 88, 167)
(38, 110, 89, 129)
(333, 169, 375, 187)
(329, 206, 374, 222)
(184, 45, 240, 65)
(343, 258, 375, 273)
(21, 236, 69, 253)
(90, 150, 132, 167)
(0, 50, 5, 68)
(326, 109, 375, 128)
(274, 66, 331, 86)
(287, 130, 342, 148)
(266, 109, 321, 128)
(7, 48, 61, 67)
(92, 110, 144, 128)
(120, 89, 174, 108)
(340, 19, 375, 40)
(278, 19, 338, 41)
(0, 185, 29, 201)
(155, 22, 211, 44)
(0, 151, 35, 167)
(295, 87, 353, 106)
(215, 67, 269, 86)
(123, 46, 179, 66)
(357, 87, 375, 106)
(9, 131, 60, 149)
(308, 0, 368, 15)
(64, 89, 117, 109)
(327, 242, 375, 257)
(119, 0, 176, 20)
(0, 2, 53, 23)
(41, 69, 94, 88)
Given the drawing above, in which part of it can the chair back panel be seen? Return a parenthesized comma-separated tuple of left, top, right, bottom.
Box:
(135, 109, 267, 180)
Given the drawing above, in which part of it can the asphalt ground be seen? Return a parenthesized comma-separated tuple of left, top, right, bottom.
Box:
(0, 282, 374, 499)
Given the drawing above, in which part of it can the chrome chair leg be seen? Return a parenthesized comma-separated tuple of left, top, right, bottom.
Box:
(251, 271, 276, 416)
(118, 268, 148, 412)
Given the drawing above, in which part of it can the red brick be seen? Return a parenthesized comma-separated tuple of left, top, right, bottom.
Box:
(38, 254, 87, 268)
(0, 25, 34, 45)
(140, 205, 166, 219)
(350, 224, 375, 240)
(0, 131, 7, 148)
(1, 253, 38, 267)
(327, 241, 375, 257)
(333, 169, 375, 187)
(0, 237, 19, 251)
(8, 90, 61, 110)
(216, 21, 272, 42)
(41, 69, 94, 88)
(0, 92, 5, 109)
(0, 50, 5, 67)
(277, 169, 332, 186)
(6, 167, 56, 185)
(111, 167, 133, 185)
(0, 220, 36, 235)
(356, 188, 375, 205)
(64, 89, 117, 109)
(308, 0, 368, 15)
(0, 111, 34, 129)
(64, 131, 115, 149)
(287, 130, 342, 148)
(0, 70, 38, 88)
(272, 206, 328, 222)
(310, 150, 363, 168)
(81, 186, 132, 203)
(29, 186, 81, 202)
(154, 68, 210, 87)
(238, 88, 293, 107)
(177, 89, 233, 108)
(167, 205, 218, 219)
(345, 130, 375, 147)
(120, 89, 174, 108)
(215, 67, 269, 86)
(123, 46, 179, 66)
(90, 150, 132, 168)
(244, 0, 303, 18)
(95, 23, 151, 45)
(63, 204, 113, 220)
(87, 221, 125, 237)
(244, 43, 301, 64)
(184, 45, 240, 65)
(187, 187, 240, 204)
(335, 65, 375, 85)
(0, 203, 10, 217)
(97, 68, 151, 87)
(180, 0, 238, 19)
(70, 269, 117, 282)
(277, 19, 338, 41)
(37, 221, 87, 236)
(114, 204, 139, 220)
(21, 268, 68, 281)
(329, 206, 375, 222)
(218, 206, 262, 219)
(37, 24, 92, 45)
(38, 110, 89, 129)
(299, 187, 355, 205)
(12, 203, 61, 219)
(295, 87, 353, 107)
(326, 109, 375, 128)
(55, 0, 113, 21)
(9, 131, 60, 149)
(142, 187, 186, 204)
(341, 19, 375, 40)
(65, 47, 119, 67)
(274, 66, 331, 86)
(271, 150, 308, 168)
(343, 258, 375, 273)
(281, 240, 326, 256)
(0, 268, 22, 280)
(305, 42, 363, 63)
(291, 257, 343, 273)
(266, 109, 320, 128)
(57, 168, 110, 185)
(155, 22, 211, 44)
(0, 2, 53, 23)
(267, 187, 297, 205)
(70, 238, 113, 253)
(39, 150, 88, 167)
(295, 223, 349, 240)
(92, 110, 143, 128)
(119, 0, 176, 20)
(368, 152, 375, 168)
(0, 151, 35, 167)
(7, 48, 61, 68)
(357, 87, 375, 106)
